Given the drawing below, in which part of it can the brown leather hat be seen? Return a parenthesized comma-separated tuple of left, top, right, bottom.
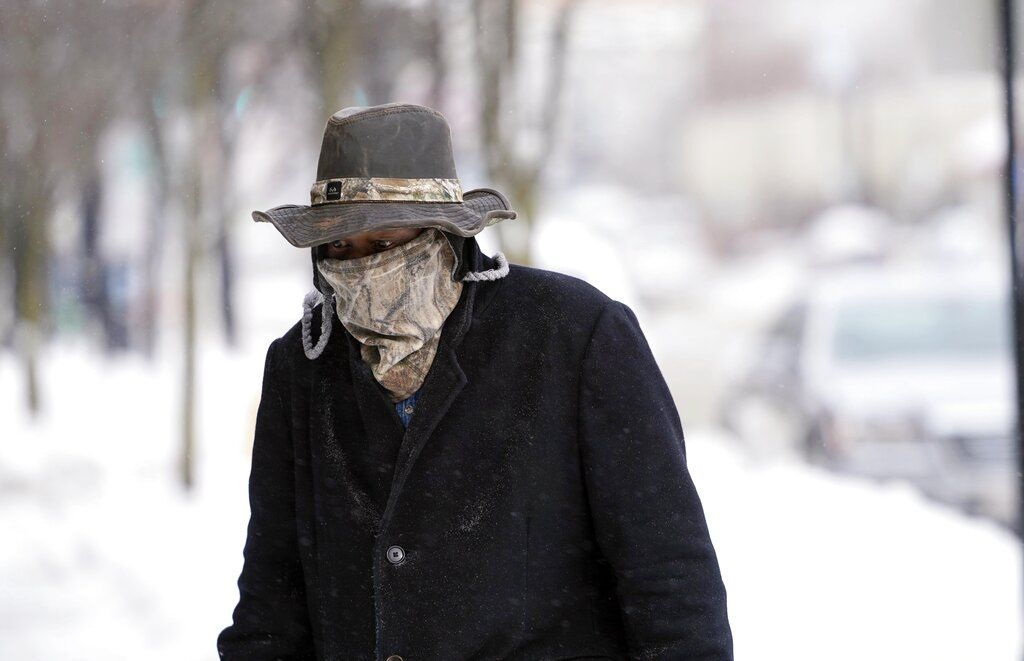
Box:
(253, 102, 517, 248)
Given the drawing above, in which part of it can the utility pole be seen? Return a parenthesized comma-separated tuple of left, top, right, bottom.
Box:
(996, 1, 1024, 650)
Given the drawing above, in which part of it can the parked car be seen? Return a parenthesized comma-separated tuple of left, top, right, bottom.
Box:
(720, 262, 1016, 528)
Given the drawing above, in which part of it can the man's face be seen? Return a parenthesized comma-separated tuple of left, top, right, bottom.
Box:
(321, 227, 425, 260)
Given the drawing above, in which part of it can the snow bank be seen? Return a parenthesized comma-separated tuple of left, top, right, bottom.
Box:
(687, 427, 1022, 661)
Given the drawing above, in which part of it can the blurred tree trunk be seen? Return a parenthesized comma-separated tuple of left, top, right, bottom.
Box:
(80, 170, 107, 342)
(180, 0, 222, 491)
(425, 0, 448, 110)
(4, 6, 54, 417)
(79, 157, 132, 351)
(303, 0, 364, 131)
(128, 3, 194, 359)
(139, 94, 170, 359)
(179, 0, 252, 487)
(181, 113, 203, 491)
(215, 164, 238, 348)
(12, 135, 49, 416)
(0, 126, 10, 348)
(363, 6, 421, 105)
(72, 91, 123, 351)
(472, 0, 578, 267)
(211, 83, 241, 348)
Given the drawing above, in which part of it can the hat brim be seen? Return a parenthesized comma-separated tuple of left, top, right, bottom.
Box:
(252, 187, 516, 248)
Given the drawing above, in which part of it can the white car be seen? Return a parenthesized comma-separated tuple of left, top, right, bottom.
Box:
(722, 261, 1017, 528)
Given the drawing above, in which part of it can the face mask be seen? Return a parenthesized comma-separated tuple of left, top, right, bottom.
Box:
(315, 227, 463, 402)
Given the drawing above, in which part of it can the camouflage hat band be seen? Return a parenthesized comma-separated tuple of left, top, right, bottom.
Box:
(310, 177, 463, 205)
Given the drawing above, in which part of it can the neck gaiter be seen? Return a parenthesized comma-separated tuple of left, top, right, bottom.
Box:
(315, 227, 463, 402)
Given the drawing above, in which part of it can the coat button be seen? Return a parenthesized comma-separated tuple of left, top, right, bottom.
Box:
(386, 655, 403, 661)
(386, 545, 406, 564)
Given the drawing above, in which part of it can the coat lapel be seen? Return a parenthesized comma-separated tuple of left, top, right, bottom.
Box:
(377, 267, 476, 536)
(346, 334, 406, 444)
(307, 322, 390, 528)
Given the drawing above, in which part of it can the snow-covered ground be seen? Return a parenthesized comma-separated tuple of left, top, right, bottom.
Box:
(0, 339, 263, 661)
(690, 427, 1021, 660)
(1, 314, 1019, 660)
(1, 198, 1020, 659)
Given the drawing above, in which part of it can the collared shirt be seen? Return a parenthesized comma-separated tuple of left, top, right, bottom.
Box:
(394, 388, 421, 428)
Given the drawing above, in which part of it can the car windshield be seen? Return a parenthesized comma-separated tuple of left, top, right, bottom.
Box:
(831, 293, 1008, 363)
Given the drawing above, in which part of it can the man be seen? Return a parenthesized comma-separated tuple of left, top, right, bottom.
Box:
(217, 102, 733, 661)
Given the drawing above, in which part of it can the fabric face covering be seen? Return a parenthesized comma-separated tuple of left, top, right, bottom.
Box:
(315, 227, 463, 402)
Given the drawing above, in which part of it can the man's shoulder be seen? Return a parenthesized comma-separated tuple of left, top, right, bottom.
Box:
(269, 310, 320, 368)
(500, 262, 615, 324)
(279, 316, 306, 348)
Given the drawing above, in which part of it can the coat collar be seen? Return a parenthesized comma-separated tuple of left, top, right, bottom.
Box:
(314, 236, 502, 535)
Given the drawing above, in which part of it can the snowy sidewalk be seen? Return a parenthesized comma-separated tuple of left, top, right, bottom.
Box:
(1, 344, 1021, 660)
(687, 427, 1022, 661)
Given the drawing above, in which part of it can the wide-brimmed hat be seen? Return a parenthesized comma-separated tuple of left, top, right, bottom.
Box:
(253, 102, 517, 248)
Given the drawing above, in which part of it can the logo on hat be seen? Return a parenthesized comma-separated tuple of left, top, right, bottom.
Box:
(325, 181, 342, 201)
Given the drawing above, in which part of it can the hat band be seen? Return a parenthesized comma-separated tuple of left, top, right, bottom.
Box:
(310, 177, 463, 205)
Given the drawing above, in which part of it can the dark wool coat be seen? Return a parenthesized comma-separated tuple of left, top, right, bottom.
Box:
(217, 236, 734, 661)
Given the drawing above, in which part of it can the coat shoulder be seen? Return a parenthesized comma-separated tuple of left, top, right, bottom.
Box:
(498, 262, 618, 341)
(273, 313, 317, 368)
(503, 262, 614, 312)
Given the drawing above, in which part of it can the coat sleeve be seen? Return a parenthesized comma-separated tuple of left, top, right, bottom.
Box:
(217, 338, 316, 660)
(578, 300, 733, 660)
